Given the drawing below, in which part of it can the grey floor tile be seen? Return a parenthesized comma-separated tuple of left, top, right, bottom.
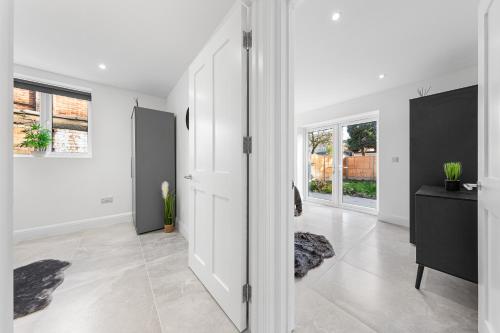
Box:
(296, 202, 478, 333)
(295, 286, 376, 333)
(14, 264, 162, 333)
(14, 222, 233, 333)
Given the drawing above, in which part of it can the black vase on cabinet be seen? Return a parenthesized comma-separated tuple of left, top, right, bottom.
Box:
(444, 180, 461, 191)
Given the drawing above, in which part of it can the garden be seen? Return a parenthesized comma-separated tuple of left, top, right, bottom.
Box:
(309, 179, 377, 199)
(308, 121, 377, 200)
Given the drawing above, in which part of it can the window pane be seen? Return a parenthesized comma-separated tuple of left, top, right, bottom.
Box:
(13, 88, 41, 155)
(342, 121, 377, 209)
(52, 95, 89, 153)
(308, 128, 334, 201)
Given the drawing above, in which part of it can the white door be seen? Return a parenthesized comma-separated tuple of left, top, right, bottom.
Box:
(188, 4, 248, 331)
(478, 0, 500, 332)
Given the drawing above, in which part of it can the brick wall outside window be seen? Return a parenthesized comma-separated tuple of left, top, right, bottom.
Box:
(13, 88, 40, 155)
(52, 95, 89, 153)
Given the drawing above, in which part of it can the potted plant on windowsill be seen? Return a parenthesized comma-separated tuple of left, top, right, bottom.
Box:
(161, 181, 175, 233)
(20, 123, 51, 157)
(444, 161, 462, 191)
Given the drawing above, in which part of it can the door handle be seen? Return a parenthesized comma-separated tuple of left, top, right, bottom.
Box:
(184, 175, 193, 180)
(463, 182, 482, 191)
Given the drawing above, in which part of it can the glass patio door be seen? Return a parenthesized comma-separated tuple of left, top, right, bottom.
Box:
(307, 127, 336, 202)
(305, 116, 378, 212)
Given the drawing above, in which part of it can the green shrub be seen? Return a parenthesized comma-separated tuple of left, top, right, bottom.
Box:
(343, 180, 376, 199)
(310, 179, 377, 198)
(309, 179, 332, 194)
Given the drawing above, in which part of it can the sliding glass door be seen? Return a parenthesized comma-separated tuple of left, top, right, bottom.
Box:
(305, 117, 378, 211)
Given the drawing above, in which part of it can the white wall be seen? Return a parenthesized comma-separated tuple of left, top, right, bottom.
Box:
(1, 0, 14, 330)
(13, 65, 166, 238)
(296, 67, 478, 226)
(165, 71, 189, 239)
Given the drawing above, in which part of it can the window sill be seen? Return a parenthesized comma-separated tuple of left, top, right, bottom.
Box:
(14, 152, 92, 159)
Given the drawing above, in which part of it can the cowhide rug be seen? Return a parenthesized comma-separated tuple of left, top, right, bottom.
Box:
(295, 232, 334, 278)
(14, 259, 71, 319)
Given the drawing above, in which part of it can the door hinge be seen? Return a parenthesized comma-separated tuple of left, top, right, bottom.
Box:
(243, 31, 252, 50)
(242, 284, 252, 303)
(243, 136, 252, 154)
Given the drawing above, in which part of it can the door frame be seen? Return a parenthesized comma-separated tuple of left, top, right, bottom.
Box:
(478, 0, 500, 331)
(0, 0, 13, 331)
(302, 112, 380, 215)
(245, 0, 297, 331)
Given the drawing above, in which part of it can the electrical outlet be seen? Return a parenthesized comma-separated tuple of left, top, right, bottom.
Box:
(392, 157, 400, 163)
(101, 197, 114, 204)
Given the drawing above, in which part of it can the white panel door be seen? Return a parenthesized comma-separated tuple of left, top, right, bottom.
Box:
(188, 4, 247, 331)
(478, 1, 500, 332)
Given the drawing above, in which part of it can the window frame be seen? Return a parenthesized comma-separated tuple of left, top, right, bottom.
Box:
(13, 75, 93, 159)
(302, 111, 379, 215)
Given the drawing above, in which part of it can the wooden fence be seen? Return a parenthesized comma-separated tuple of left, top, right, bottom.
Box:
(310, 154, 333, 181)
(343, 155, 377, 180)
(310, 154, 376, 181)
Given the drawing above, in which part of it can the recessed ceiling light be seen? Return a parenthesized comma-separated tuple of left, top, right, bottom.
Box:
(378, 74, 385, 79)
(98, 64, 107, 70)
(331, 12, 341, 21)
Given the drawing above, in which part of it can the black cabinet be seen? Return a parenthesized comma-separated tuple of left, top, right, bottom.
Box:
(414, 185, 478, 288)
(410, 86, 478, 244)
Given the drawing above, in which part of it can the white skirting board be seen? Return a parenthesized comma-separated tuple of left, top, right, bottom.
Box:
(14, 212, 132, 242)
(377, 213, 409, 227)
(176, 219, 188, 240)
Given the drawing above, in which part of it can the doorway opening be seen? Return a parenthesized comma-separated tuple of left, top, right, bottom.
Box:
(291, 0, 480, 331)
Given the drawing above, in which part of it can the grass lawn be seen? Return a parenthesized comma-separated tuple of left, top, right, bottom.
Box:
(343, 180, 376, 199)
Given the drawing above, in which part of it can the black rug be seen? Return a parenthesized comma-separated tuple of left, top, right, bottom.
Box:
(295, 232, 334, 278)
(14, 259, 71, 319)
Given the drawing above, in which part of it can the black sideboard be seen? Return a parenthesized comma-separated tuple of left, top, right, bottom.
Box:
(414, 185, 478, 289)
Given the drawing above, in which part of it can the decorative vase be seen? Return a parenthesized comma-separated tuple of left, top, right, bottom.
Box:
(164, 224, 174, 233)
(31, 149, 47, 158)
(445, 180, 461, 191)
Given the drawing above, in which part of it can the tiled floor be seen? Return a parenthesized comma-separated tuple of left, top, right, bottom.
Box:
(14, 223, 238, 333)
(14, 203, 478, 333)
(294, 202, 478, 333)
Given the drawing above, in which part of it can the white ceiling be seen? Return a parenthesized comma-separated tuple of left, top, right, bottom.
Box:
(14, 0, 235, 97)
(295, 0, 479, 113)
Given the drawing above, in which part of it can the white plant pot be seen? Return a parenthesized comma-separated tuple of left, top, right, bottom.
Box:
(31, 150, 47, 158)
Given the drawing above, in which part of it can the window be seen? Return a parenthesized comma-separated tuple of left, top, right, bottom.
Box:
(13, 79, 92, 156)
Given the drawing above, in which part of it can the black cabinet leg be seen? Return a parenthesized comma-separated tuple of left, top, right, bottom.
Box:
(415, 265, 425, 289)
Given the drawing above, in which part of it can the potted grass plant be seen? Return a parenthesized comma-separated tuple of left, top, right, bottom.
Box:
(161, 181, 175, 233)
(444, 162, 462, 191)
(20, 123, 51, 157)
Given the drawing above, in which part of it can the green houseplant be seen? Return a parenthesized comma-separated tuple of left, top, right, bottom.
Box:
(161, 181, 175, 233)
(443, 162, 462, 191)
(20, 123, 51, 157)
